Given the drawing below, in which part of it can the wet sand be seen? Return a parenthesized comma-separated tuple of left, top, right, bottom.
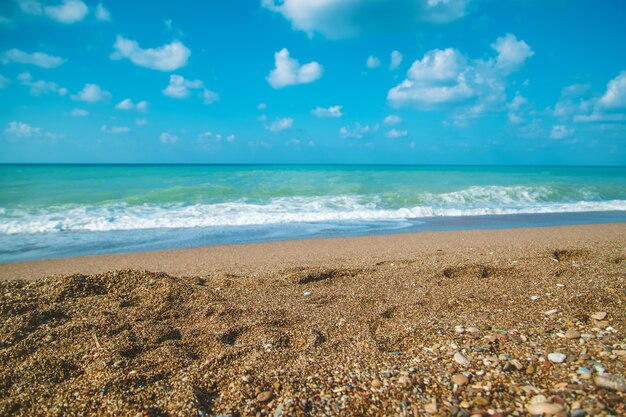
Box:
(1, 223, 625, 416)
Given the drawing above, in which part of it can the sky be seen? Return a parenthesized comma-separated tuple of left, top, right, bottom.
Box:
(0, 0, 625, 165)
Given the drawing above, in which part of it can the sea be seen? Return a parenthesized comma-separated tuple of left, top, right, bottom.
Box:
(1, 164, 625, 262)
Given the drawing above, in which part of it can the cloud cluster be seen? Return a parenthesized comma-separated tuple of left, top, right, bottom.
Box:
(71, 83, 111, 102)
(267, 48, 322, 89)
(2, 48, 65, 68)
(339, 123, 375, 139)
(390, 50, 403, 70)
(554, 72, 626, 124)
(388, 33, 533, 123)
(383, 115, 402, 125)
(101, 125, 130, 134)
(111, 36, 190, 71)
(5, 121, 42, 137)
(386, 128, 408, 138)
(262, 0, 468, 38)
(366, 55, 380, 69)
(550, 125, 574, 140)
(18, 72, 67, 96)
(162, 75, 219, 104)
(19, 0, 89, 24)
(265, 117, 294, 132)
(160, 132, 179, 144)
(115, 98, 148, 112)
(312, 105, 343, 118)
(95, 3, 111, 21)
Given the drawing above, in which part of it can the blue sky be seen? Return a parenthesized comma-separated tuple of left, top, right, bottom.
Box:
(0, 0, 625, 164)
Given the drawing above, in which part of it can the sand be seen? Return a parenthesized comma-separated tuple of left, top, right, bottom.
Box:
(0, 223, 625, 416)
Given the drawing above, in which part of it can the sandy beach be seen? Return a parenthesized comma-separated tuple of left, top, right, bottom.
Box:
(1, 223, 625, 416)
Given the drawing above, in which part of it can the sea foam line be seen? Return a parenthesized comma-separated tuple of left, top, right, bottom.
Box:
(1, 195, 625, 234)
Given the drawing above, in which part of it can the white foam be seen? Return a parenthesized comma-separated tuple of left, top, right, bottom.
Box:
(1, 193, 625, 235)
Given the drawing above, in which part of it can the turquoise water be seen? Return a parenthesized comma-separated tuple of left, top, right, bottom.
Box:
(1, 164, 625, 261)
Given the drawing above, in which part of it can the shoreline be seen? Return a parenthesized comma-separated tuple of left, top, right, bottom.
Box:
(1, 222, 625, 281)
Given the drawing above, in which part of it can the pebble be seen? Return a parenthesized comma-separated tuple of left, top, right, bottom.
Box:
(530, 295, 540, 301)
(451, 373, 469, 386)
(544, 309, 558, 315)
(256, 391, 273, 402)
(397, 376, 412, 386)
(571, 410, 587, 417)
(547, 352, 566, 363)
(594, 374, 626, 392)
(526, 402, 564, 415)
(424, 401, 438, 413)
(565, 329, 580, 339)
(371, 378, 382, 388)
(591, 311, 607, 320)
(454, 352, 470, 367)
(303, 291, 313, 297)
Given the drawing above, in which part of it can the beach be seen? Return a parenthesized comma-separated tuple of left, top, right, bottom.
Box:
(1, 223, 625, 415)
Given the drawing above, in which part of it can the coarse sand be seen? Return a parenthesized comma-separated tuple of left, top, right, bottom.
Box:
(0, 224, 625, 416)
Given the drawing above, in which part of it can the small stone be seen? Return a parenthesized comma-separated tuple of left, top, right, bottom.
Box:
(590, 311, 607, 320)
(454, 352, 470, 367)
(544, 309, 559, 315)
(256, 391, 273, 402)
(565, 329, 580, 339)
(526, 402, 564, 415)
(371, 378, 383, 388)
(451, 373, 469, 386)
(303, 291, 313, 297)
(397, 376, 412, 386)
(548, 352, 566, 363)
(530, 295, 540, 301)
(455, 325, 465, 333)
(473, 397, 489, 406)
(466, 326, 480, 334)
(571, 409, 587, 417)
(424, 401, 438, 414)
(594, 374, 626, 392)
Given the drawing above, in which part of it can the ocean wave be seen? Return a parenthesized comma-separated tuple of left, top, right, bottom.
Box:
(1, 190, 625, 234)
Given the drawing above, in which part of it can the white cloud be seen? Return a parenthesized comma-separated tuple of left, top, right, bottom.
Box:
(0, 74, 10, 89)
(550, 125, 574, 140)
(1, 49, 65, 68)
(267, 48, 322, 89)
(261, 0, 469, 39)
(507, 92, 528, 124)
(390, 50, 403, 70)
(71, 108, 88, 117)
(5, 121, 42, 137)
(596, 71, 626, 111)
(160, 132, 179, 144)
(312, 105, 343, 118)
(266, 117, 294, 132)
(101, 125, 130, 134)
(388, 33, 533, 122)
(201, 89, 219, 105)
(386, 128, 408, 138)
(111, 35, 190, 71)
(339, 123, 374, 139)
(491, 33, 534, 75)
(44, 0, 88, 23)
(18, 0, 42, 15)
(71, 83, 111, 102)
(257, 102, 267, 110)
(558, 73, 626, 124)
(162, 74, 219, 104)
(115, 98, 148, 112)
(18, 72, 67, 96)
(226, 134, 236, 142)
(95, 3, 111, 21)
(383, 114, 402, 125)
(135, 118, 148, 126)
(366, 55, 380, 69)
(19, 0, 89, 23)
(198, 131, 212, 139)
